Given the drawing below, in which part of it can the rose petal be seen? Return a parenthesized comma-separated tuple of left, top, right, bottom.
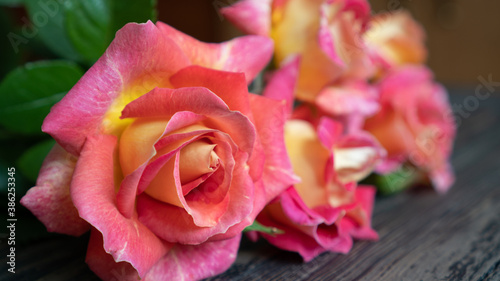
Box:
(144, 235, 241, 281)
(429, 162, 455, 194)
(335, 133, 386, 183)
(281, 187, 341, 226)
(284, 120, 330, 208)
(70, 135, 171, 278)
(334, 146, 378, 180)
(317, 117, 344, 150)
(86, 229, 142, 281)
(282, 0, 374, 102)
(318, 0, 374, 79)
(364, 11, 427, 68)
(318, 2, 345, 67)
(20, 144, 89, 236)
(315, 81, 379, 118)
(141, 150, 182, 208)
(180, 138, 235, 223)
(157, 22, 273, 84)
(343, 0, 372, 22)
(315, 224, 353, 254)
(271, 0, 322, 63)
(262, 55, 301, 116)
(119, 118, 169, 177)
(256, 184, 377, 262)
(344, 185, 378, 240)
(220, 0, 272, 36)
(365, 110, 417, 158)
(43, 21, 190, 155)
(179, 140, 219, 185)
(249, 94, 300, 201)
(116, 118, 169, 217)
(257, 206, 326, 262)
(116, 119, 169, 218)
(296, 40, 342, 102)
(169, 65, 252, 116)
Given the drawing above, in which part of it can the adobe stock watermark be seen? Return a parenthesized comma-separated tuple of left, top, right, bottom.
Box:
(7, 0, 67, 54)
(6, 167, 16, 274)
(450, 74, 499, 127)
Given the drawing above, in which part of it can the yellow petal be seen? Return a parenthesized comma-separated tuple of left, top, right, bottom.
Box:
(119, 117, 169, 177)
(285, 120, 329, 208)
(272, 0, 323, 64)
(144, 155, 183, 207)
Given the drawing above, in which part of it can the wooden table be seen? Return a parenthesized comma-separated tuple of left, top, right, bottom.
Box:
(2, 88, 499, 281)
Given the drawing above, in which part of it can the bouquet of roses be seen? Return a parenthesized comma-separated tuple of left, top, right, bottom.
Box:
(5, 0, 454, 280)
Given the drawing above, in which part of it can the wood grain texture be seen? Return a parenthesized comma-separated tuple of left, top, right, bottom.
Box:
(1, 91, 499, 281)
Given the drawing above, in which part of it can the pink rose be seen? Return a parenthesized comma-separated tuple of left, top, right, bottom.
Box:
(21, 21, 296, 280)
(254, 55, 384, 260)
(249, 117, 382, 261)
(263, 55, 379, 133)
(364, 66, 456, 192)
(222, 0, 375, 102)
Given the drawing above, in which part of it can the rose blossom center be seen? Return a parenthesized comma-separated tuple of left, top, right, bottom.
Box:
(179, 140, 220, 185)
(143, 138, 221, 207)
(119, 117, 223, 207)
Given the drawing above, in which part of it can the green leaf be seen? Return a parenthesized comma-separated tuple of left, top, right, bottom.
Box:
(24, 0, 83, 61)
(0, 60, 84, 134)
(17, 139, 55, 183)
(64, 0, 157, 64)
(366, 165, 424, 195)
(64, 0, 112, 64)
(243, 221, 284, 236)
(0, 0, 23, 6)
(24, 0, 156, 63)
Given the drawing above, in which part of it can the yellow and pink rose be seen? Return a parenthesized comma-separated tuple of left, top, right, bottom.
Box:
(21, 21, 297, 280)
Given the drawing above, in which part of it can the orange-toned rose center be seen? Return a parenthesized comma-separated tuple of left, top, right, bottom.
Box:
(119, 117, 221, 207)
(145, 139, 220, 207)
(178, 140, 219, 185)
